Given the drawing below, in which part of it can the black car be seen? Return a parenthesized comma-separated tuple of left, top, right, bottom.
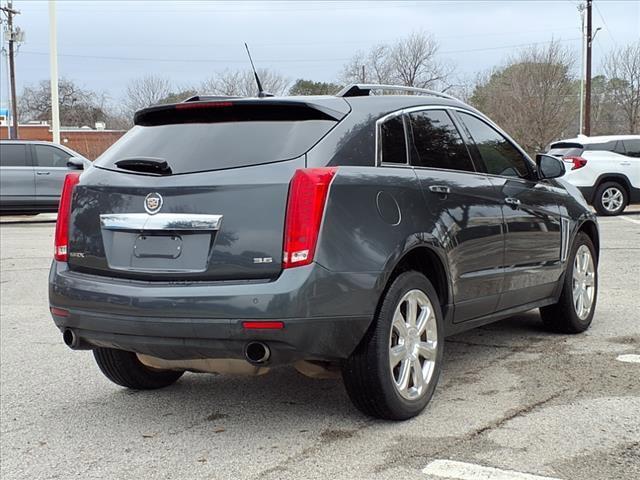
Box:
(49, 84, 599, 420)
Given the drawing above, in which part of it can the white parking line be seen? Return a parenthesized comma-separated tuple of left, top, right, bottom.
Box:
(618, 215, 640, 225)
(422, 460, 562, 480)
(616, 354, 640, 364)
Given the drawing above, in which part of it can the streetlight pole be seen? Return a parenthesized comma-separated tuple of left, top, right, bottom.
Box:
(49, 0, 60, 144)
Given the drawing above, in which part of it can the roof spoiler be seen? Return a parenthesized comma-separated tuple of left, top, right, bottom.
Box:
(134, 98, 350, 126)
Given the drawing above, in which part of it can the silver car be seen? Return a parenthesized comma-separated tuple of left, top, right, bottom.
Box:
(0, 140, 86, 214)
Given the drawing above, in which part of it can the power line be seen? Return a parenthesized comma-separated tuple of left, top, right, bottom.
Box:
(594, 1, 618, 47)
(16, 37, 583, 65)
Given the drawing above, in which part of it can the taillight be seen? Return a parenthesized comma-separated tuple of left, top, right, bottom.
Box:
(282, 167, 337, 269)
(54, 172, 81, 261)
(565, 156, 588, 170)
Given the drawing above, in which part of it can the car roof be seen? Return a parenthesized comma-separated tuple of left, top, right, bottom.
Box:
(551, 134, 640, 146)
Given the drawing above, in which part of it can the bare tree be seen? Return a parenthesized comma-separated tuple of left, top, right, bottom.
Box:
(19, 78, 109, 127)
(123, 75, 172, 118)
(391, 32, 452, 88)
(340, 32, 453, 90)
(603, 41, 640, 134)
(201, 69, 289, 97)
(469, 40, 578, 153)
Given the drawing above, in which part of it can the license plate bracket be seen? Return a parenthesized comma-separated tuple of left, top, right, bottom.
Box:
(133, 234, 183, 259)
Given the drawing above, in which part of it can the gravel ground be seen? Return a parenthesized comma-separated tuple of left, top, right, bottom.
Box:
(1, 208, 639, 480)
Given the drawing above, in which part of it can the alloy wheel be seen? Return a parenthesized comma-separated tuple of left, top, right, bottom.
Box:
(389, 289, 438, 400)
(601, 187, 624, 213)
(572, 245, 596, 320)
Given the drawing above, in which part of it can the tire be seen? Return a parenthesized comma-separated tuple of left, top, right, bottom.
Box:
(342, 271, 444, 420)
(540, 232, 598, 333)
(93, 348, 183, 390)
(593, 181, 627, 216)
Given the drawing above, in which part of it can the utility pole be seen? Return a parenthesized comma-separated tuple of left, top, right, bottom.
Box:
(584, 0, 593, 136)
(1, 0, 20, 139)
(361, 65, 366, 83)
(49, 0, 60, 144)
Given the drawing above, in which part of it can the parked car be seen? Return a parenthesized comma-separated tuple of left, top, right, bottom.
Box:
(49, 85, 599, 420)
(0, 140, 87, 215)
(547, 135, 640, 216)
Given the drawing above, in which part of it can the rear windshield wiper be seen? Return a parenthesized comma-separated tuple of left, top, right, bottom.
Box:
(115, 157, 172, 176)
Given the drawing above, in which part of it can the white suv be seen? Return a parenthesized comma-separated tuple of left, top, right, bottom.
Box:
(547, 135, 640, 216)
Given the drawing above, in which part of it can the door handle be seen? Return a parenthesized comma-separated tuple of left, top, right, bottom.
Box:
(428, 185, 451, 195)
(36, 171, 51, 175)
(505, 197, 521, 208)
(620, 161, 631, 166)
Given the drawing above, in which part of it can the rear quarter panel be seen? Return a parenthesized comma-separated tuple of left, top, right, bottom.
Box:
(314, 166, 450, 316)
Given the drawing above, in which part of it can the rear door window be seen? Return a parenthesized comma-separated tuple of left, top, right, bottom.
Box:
(379, 115, 407, 164)
(95, 120, 336, 175)
(458, 112, 531, 178)
(0, 144, 29, 167)
(408, 110, 475, 172)
(34, 145, 72, 168)
(622, 139, 640, 158)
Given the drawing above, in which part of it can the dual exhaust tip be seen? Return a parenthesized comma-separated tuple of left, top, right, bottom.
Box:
(63, 329, 272, 364)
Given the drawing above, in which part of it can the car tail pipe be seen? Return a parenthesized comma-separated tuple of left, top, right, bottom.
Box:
(244, 342, 271, 365)
(62, 328, 92, 350)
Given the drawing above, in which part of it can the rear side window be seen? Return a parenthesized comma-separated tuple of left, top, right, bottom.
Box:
(408, 110, 475, 172)
(584, 141, 618, 152)
(379, 115, 407, 164)
(623, 139, 640, 158)
(458, 113, 530, 178)
(95, 120, 336, 175)
(34, 145, 72, 167)
(0, 144, 28, 167)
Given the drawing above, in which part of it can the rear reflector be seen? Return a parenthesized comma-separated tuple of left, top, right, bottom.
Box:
(564, 156, 588, 170)
(283, 167, 337, 269)
(242, 321, 285, 330)
(50, 307, 70, 317)
(54, 172, 81, 261)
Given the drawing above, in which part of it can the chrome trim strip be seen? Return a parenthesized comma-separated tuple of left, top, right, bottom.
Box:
(560, 217, 571, 262)
(100, 213, 223, 231)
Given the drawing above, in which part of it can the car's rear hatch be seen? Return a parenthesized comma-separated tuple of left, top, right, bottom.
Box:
(67, 97, 349, 281)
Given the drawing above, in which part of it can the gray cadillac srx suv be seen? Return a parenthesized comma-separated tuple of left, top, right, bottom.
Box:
(49, 85, 599, 420)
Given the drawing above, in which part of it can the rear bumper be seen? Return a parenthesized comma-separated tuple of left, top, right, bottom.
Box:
(49, 261, 379, 363)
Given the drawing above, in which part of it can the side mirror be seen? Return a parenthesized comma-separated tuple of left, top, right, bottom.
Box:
(536, 153, 565, 180)
(67, 156, 87, 170)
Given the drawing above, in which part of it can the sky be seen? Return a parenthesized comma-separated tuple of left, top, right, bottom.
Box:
(1, 0, 639, 110)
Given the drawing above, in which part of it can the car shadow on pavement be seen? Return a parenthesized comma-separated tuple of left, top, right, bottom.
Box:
(49, 311, 557, 431)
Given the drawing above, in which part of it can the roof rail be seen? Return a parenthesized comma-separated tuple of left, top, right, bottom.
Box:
(182, 95, 242, 103)
(336, 84, 460, 102)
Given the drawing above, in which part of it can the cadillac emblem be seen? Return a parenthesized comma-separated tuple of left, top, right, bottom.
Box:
(144, 192, 163, 215)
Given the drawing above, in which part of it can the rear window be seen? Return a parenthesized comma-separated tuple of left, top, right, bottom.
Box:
(95, 120, 336, 175)
(547, 142, 584, 158)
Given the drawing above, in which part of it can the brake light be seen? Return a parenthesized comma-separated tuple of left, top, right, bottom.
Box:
(175, 101, 234, 110)
(565, 156, 588, 170)
(283, 167, 337, 268)
(54, 172, 81, 261)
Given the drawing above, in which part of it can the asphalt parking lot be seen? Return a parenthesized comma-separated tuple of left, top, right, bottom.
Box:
(1, 209, 639, 480)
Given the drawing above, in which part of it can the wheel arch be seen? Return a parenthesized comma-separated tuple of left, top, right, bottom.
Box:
(594, 174, 632, 198)
(576, 219, 600, 261)
(378, 244, 452, 318)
